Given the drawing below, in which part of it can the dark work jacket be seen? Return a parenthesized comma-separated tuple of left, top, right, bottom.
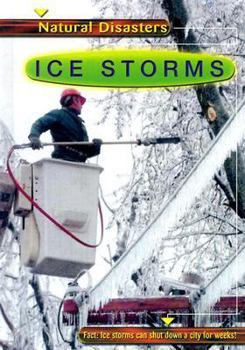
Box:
(28, 107, 100, 162)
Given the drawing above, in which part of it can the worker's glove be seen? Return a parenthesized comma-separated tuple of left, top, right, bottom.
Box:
(29, 136, 42, 150)
(92, 138, 103, 146)
(137, 138, 156, 146)
(92, 138, 102, 155)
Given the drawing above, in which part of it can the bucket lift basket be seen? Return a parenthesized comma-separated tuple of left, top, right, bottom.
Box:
(16, 158, 103, 278)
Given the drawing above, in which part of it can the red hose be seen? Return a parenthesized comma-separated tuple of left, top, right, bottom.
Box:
(7, 146, 103, 248)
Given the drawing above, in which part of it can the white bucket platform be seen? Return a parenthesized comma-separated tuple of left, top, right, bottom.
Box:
(19, 158, 103, 278)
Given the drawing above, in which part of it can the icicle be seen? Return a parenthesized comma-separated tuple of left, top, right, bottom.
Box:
(79, 300, 89, 328)
(90, 99, 245, 310)
(109, 312, 115, 325)
(119, 311, 126, 325)
(138, 312, 143, 325)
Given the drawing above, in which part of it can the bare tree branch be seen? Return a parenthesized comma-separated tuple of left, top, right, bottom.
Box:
(0, 303, 15, 334)
(29, 276, 54, 350)
(0, 339, 12, 350)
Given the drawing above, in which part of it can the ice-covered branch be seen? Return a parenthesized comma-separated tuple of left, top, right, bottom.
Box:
(196, 242, 245, 317)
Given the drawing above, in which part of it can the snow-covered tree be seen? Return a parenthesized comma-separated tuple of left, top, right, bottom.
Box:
(92, 0, 245, 285)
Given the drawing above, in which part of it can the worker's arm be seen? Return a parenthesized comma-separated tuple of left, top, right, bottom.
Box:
(28, 111, 58, 149)
(80, 139, 102, 158)
(29, 111, 58, 138)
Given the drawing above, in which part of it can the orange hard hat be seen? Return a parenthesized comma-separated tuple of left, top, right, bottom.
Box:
(60, 89, 86, 106)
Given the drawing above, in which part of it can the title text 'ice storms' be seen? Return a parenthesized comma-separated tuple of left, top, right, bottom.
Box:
(34, 59, 225, 79)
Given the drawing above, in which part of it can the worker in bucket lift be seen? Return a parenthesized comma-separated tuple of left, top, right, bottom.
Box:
(28, 89, 102, 162)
